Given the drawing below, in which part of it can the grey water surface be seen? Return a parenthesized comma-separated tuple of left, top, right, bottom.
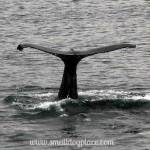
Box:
(0, 0, 150, 150)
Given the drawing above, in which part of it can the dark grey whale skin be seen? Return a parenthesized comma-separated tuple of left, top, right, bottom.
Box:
(17, 43, 136, 99)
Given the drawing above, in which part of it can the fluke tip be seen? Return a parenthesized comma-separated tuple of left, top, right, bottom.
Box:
(17, 44, 23, 51)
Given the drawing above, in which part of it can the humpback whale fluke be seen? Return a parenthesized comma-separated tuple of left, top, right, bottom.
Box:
(17, 43, 136, 99)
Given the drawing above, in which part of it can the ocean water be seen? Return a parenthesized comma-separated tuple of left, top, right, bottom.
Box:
(0, 0, 150, 149)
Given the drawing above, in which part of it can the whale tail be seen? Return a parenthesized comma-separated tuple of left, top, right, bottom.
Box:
(17, 43, 136, 99)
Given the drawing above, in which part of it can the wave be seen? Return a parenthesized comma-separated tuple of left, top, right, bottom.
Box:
(4, 90, 150, 116)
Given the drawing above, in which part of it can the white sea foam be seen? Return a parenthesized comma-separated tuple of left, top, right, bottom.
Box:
(79, 90, 150, 102)
(139, 131, 150, 137)
(79, 90, 100, 96)
(35, 101, 63, 111)
(79, 90, 129, 96)
(125, 94, 150, 101)
(34, 93, 54, 97)
(31, 98, 74, 111)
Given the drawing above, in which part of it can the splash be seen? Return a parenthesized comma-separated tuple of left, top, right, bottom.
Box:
(4, 90, 150, 116)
